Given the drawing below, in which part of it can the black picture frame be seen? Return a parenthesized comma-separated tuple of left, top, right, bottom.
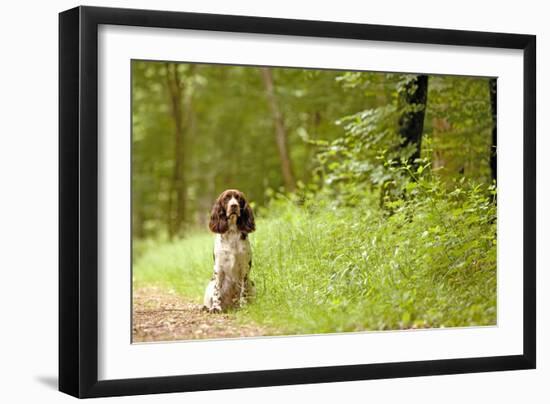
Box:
(59, 5, 536, 398)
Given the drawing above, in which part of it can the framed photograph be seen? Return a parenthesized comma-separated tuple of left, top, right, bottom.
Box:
(59, 6, 536, 398)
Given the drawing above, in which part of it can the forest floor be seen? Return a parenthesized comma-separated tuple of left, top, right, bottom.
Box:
(132, 286, 272, 342)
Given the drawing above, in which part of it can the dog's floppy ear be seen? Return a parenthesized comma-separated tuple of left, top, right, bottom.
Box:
(237, 194, 255, 234)
(209, 195, 229, 234)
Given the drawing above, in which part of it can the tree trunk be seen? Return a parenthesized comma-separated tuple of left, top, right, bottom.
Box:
(165, 63, 186, 239)
(431, 117, 451, 171)
(260, 67, 296, 192)
(489, 78, 497, 184)
(398, 75, 429, 170)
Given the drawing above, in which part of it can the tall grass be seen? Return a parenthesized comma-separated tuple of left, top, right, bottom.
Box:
(133, 183, 497, 335)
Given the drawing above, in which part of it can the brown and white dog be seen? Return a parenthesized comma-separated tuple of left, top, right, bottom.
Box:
(203, 189, 256, 313)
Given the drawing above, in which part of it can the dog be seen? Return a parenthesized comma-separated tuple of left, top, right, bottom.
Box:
(203, 189, 256, 313)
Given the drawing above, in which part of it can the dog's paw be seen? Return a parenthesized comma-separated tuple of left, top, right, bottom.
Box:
(208, 306, 222, 314)
(238, 297, 248, 308)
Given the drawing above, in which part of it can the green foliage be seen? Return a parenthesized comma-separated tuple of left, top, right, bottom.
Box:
(423, 76, 493, 184)
(313, 104, 403, 204)
(311, 72, 493, 209)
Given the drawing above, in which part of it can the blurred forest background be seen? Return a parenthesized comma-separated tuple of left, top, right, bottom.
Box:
(132, 60, 497, 337)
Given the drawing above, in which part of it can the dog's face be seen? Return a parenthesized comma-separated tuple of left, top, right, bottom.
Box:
(209, 189, 255, 234)
(223, 190, 242, 219)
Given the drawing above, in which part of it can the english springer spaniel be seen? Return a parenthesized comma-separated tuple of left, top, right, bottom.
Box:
(203, 189, 256, 313)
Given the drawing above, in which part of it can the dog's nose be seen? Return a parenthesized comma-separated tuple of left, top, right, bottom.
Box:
(228, 199, 239, 212)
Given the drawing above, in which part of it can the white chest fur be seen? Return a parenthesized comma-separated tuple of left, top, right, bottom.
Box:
(214, 227, 251, 281)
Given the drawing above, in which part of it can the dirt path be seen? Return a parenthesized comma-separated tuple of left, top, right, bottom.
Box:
(132, 286, 272, 342)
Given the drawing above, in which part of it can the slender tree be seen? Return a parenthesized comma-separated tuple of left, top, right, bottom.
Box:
(165, 63, 187, 238)
(260, 67, 296, 192)
(489, 78, 497, 184)
(398, 75, 429, 170)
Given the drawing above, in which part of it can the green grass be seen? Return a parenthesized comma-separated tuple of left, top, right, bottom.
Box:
(133, 232, 213, 302)
(133, 187, 497, 336)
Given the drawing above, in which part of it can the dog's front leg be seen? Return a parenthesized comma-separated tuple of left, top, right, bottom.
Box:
(238, 278, 247, 307)
(239, 272, 256, 307)
(210, 265, 224, 313)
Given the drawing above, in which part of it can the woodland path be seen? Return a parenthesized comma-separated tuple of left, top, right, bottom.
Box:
(132, 286, 271, 342)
